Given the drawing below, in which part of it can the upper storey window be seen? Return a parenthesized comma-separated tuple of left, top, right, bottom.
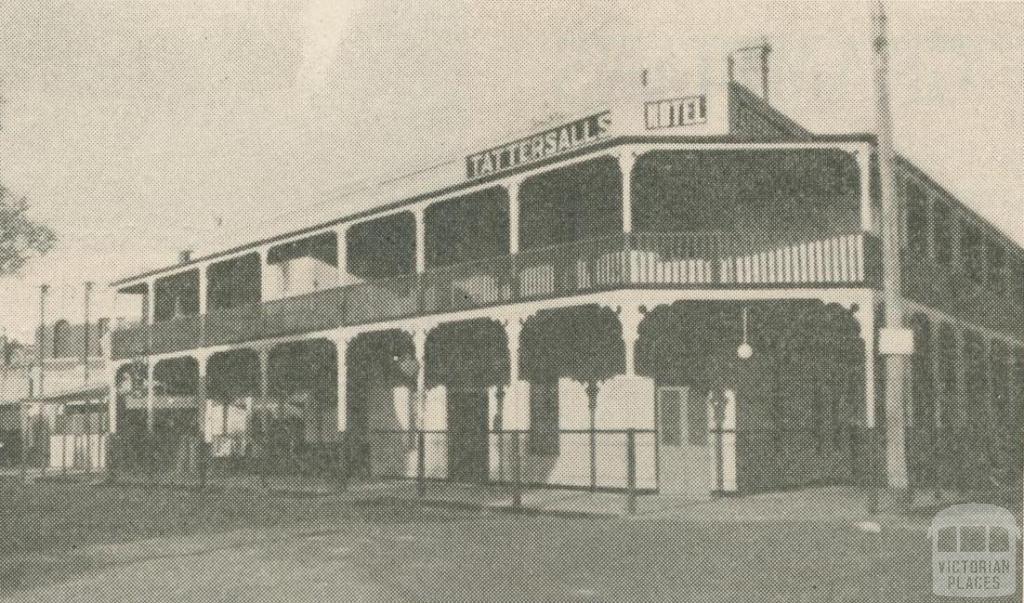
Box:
(631, 149, 861, 234)
(986, 240, 1006, 294)
(266, 233, 337, 298)
(153, 270, 200, 322)
(425, 187, 509, 268)
(519, 156, 622, 250)
(904, 181, 929, 255)
(207, 252, 263, 310)
(932, 202, 953, 266)
(347, 212, 415, 279)
(961, 222, 984, 283)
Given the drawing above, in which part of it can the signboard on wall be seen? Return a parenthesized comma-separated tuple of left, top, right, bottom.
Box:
(645, 95, 707, 130)
(465, 111, 612, 180)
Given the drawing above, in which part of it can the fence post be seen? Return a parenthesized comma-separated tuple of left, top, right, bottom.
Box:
(197, 437, 208, 491)
(512, 431, 522, 514)
(626, 429, 637, 515)
(416, 431, 426, 498)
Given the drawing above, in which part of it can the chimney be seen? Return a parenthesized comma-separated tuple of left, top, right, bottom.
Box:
(728, 38, 772, 101)
(178, 249, 193, 264)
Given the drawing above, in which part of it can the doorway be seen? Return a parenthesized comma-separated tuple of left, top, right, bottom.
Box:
(656, 386, 711, 498)
(447, 388, 489, 482)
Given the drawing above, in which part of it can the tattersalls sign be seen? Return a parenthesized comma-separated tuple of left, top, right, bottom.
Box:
(466, 112, 612, 180)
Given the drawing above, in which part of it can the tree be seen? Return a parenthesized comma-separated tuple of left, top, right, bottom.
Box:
(0, 185, 55, 275)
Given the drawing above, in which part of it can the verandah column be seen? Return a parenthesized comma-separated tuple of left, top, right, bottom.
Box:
(334, 334, 348, 431)
(618, 151, 636, 235)
(413, 328, 427, 430)
(502, 316, 527, 430)
(145, 360, 155, 432)
(414, 210, 426, 274)
(506, 180, 520, 255)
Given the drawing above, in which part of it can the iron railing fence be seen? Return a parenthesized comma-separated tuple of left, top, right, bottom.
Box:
(112, 230, 880, 358)
(365, 428, 658, 494)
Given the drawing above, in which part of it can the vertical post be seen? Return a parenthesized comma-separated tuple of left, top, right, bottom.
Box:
(512, 430, 522, 513)
(619, 152, 635, 236)
(416, 431, 426, 497)
(335, 336, 348, 432)
(619, 305, 642, 378)
(196, 356, 208, 490)
(257, 347, 270, 489)
(873, 2, 912, 501)
(83, 281, 93, 384)
(336, 226, 350, 286)
(62, 430, 68, 477)
(198, 266, 208, 317)
(19, 398, 28, 484)
(504, 318, 522, 429)
(507, 180, 520, 255)
(38, 285, 48, 397)
(626, 429, 637, 515)
(413, 329, 427, 430)
(759, 38, 771, 102)
(415, 210, 426, 274)
(586, 381, 599, 492)
(146, 361, 155, 433)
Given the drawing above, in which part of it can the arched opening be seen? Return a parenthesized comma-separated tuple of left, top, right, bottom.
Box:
(52, 320, 72, 358)
(519, 304, 624, 488)
(934, 324, 962, 488)
(152, 357, 200, 436)
(206, 349, 260, 460)
(425, 319, 509, 483)
(346, 330, 415, 479)
(114, 361, 148, 435)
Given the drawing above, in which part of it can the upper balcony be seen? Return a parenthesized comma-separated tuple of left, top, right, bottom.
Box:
(111, 227, 881, 359)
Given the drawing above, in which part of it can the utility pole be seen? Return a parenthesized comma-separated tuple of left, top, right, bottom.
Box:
(83, 281, 93, 384)
(872, 1, 913, 505)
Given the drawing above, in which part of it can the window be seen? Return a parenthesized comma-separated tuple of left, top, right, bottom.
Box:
(1011, 257, 1024, 307)
(905, 181, 929, 255)
(936, 527, 958, 552)
(933, 202, 953, 265)
(960, 526, 986, 553)
(991, 344, 1010, 424)
(961, 222, 984, 283)
(528, 381, 559, 456)
(936, 325, 960, 431)
(990, 527, 1010, 553)
(52, 320, 72, 358)
(986, 241, 1006, 294)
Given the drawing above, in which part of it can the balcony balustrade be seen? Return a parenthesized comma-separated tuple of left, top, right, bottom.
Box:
(111, 229, 881, 359)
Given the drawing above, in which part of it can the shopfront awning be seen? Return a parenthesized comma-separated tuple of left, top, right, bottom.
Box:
(24, 384, 109, 406)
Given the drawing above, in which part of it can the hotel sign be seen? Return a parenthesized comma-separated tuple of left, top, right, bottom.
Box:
(466, 112, 612, 180)
(645, 95, 707, 130)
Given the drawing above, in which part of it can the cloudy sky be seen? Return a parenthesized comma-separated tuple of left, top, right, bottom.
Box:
(0, 0, 1021, 339)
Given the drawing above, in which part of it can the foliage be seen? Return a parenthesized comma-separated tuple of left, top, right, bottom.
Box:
(0, 185, 55, 275)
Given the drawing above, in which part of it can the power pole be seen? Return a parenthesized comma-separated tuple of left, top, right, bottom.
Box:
(83, 281, 93, 383)
(872, 1, 913, 503)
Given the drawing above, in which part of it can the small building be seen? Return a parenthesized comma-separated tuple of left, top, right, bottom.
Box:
(105, 77, 1023, 497)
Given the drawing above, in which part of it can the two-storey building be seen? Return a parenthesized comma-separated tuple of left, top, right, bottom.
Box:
(106, 81, 1024, 497)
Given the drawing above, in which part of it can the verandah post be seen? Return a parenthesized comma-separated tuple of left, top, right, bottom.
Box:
(626, 429, 637, 515)
(416, 430, 426, 498)
(512, 431, 522, 513)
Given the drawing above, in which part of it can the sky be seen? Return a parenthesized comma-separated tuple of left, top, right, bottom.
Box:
(0, 0, 1021, 340)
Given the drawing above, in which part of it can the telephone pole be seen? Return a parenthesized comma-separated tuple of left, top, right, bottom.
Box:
(872, 1, 913, 505)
